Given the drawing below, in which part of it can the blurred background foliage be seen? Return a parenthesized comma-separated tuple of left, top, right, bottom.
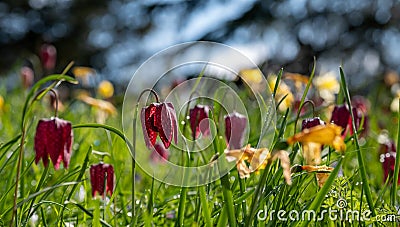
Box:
(0, 0, 399, 92)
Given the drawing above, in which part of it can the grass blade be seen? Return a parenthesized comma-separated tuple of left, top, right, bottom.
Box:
(339, 66, 375, 216)
(392, 98, 400, 206)
(199, 185, 212, 227)
(297, 158, 343, 227)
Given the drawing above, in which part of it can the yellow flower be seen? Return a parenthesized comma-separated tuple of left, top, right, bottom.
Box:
(268, 75, 294, 112)
(0, 95, 4, 111)
(287, 124, 346, 153)
(225, 144, 291, 184)
(239, 68, 265, 92)
(239, 68, 263, 84)
(97, 80, 114, 99)
(313, 71, 340, 103)
(288, 124, 345, 187)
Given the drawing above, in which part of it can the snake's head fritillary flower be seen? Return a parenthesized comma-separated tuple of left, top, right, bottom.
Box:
(20, 66, 34, 89)
(90, 163, 115, 198)
(302, 117, 326, 130)
(34, 117, 73, 169)
(224, 112, 247, 149)
(331, 104, 367, 137)
(379, 139, 400, 184)
(150, 143, 170, 163)
(330, 105, 350, 131)
(40, 44, 57, 71)
(189, 105, 210, 139)
(141, 102, 178, 148)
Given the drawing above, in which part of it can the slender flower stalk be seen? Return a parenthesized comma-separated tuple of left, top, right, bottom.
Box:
(11, 71, 77, 226)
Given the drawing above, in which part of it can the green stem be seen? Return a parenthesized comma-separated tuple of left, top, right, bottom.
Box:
(72, 124, 134, 155)
(131, 104, 138, 226)
(245, 164, 271, 227)
(23, 164, 50, 225)
(293, 57, 316, 135)
(199, 185, 212, 227)
(72, 123, 136, 223)
(10, 129, 25, 227)
(298, 158, 343, 227)
(339, 67, 375, 216)
(176, 149, 190, 226)
(238, 175, 247, 220)
(391, 99, 400, 206)
(220, 174, 236, 227)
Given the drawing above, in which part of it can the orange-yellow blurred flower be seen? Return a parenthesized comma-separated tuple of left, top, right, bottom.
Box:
(239, 68, 264, 92)
(225, 144, 291, 184)
(284, 72, 309, 92)
(268, 75, 294, 112)
(97, 80, 114, 99)
(240, 68, 263, 84)
(287, 124, 346, 154)
(77, 92, 117, 123)
(72, 66, 96, 86)
(292, 165, 334, 188)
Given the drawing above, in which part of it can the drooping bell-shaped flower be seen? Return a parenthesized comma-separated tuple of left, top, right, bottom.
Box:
(330, 104, 367, 137)
(379, 139, 400, 184)
(141, 102, 178, 148)
(224, 112, 247, 149)
(40, 44, 57, 71)
(20, 66, 34, 89)
(90, 163, 114, 197)
(330, 105, 351, 131)
(301, 117, 326, 130)
(150, 143, 170, 163)
(34, 117, 73, 169)
(189, 105, 210, 139)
